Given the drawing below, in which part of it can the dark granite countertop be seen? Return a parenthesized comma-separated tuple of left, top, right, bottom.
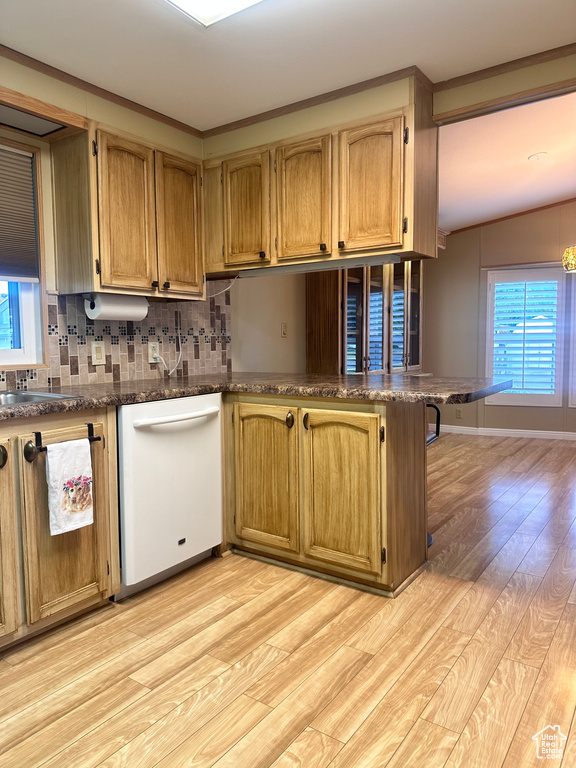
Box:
(0, 373, 512, 421)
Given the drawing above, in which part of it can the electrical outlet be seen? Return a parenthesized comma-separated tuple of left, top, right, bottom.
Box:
(280, 322, 288, 338)
(148, 341, 160, 364)
(455, 407, 463, 420)
(91, 341, 105, 366)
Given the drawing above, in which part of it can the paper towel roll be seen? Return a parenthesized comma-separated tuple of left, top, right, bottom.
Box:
(84, 293, 149, 321)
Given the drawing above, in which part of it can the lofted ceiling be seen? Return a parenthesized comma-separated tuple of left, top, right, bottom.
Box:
(0, 0, 575, 230)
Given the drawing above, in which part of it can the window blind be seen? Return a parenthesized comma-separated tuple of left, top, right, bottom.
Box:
(492, 279, 559, 395)
(392, 288, 405, 368)
(368, 290, 384, 370)
(0, 145, 40, 282)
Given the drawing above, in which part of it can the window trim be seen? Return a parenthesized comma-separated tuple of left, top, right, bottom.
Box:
(0, 136, 47, 370)
(485, 266, 564, 407)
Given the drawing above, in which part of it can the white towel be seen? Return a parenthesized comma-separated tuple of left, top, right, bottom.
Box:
(46, 438, 94, 536)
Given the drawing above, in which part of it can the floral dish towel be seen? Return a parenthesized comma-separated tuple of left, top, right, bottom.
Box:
(46, 438, 94, 535)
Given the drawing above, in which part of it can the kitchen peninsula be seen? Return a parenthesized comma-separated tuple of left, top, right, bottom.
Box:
(0, 373, 511, 613)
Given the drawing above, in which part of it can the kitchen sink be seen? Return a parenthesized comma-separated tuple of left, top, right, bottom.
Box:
(0, 391, 80, 406)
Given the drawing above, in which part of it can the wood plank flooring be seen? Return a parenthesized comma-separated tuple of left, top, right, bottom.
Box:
(2, 433, 576, 767)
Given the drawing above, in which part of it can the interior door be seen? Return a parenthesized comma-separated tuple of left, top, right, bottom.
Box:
(97, 131, 158, 291)
(276, 135, 331, 260)
(19, 422, 110, 624)
(234, 403, 299, 553)
(223, 151, 270, 265)
(0, 439, 18, 637)
(155, 151, 203, 296)
(301, 408, 382, 574)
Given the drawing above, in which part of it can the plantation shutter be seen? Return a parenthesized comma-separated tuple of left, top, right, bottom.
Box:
(0, 145, 40, 282)
(391, 286, 405, 368)
(487, 268, 563, 406)
(368, 289, 384, 370)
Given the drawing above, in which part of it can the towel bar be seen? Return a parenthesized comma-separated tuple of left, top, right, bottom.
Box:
(23, 423, 101, 463)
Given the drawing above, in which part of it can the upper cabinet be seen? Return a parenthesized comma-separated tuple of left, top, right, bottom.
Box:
(223, 151, 270, 265)
(204, 76, 437, 275)
(52, 129, 204, 299)
(276, 135, 331, 261)
(338, 118, 403, 253)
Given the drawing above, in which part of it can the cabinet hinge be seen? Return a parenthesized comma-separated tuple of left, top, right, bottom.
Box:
(232, 411, 234, 425)
(102, 436, 106, 449)
(222, 245, 225, 257)
(403, 217, 408, 234)
(380, 426, 385, 442)
(274, 160, 277, 172)
(95, 259, 101, 275)
(381, 547, 387, 563)
(92, 140, 98, 156)
(233, 514, 236, 525)
(275, 236, 277, 250)
(403, 127, 409, 144)
(107, 560, 110, 575)
(200, 176, 203, 187)
(220, 173, 223, 184)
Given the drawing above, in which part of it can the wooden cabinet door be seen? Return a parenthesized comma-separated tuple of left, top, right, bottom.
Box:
(0, 440, 18, 637)
(302, 409, 382, 573)
(276, 136, 331, 260)
(234, 403, 299, 552)
(19, 423, 111, 624)
(223, 151, 270, 265)
(156, 151, 203, 296)
(339, 117, 404, 252)
(97, 131, 158, 291)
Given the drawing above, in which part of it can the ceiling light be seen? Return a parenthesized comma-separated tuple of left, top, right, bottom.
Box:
(164, 0, 265, 26)
(562, 246, 576, 273)
(527, 152, 548, 161)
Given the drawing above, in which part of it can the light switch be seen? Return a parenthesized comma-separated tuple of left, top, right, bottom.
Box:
(280, 322, 288, 338)
(91, 341, 105, 366)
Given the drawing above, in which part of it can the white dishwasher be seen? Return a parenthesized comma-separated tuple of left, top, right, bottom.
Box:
(117, 393, 222, 590)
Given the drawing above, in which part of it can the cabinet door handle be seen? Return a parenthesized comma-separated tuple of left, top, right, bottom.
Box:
(163, 281, 171, 289)
(338, 241, 345, 249)
(0, 445, 7, 469)
(286, 411, 294, 429)
(151, 280, 159, 288)
(23, 441, 38, 463)
(259, 251, 266, 259)
(303, 413, 309, 430)
(319, 243, 327, 252)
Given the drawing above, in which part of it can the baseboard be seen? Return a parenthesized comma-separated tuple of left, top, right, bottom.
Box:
(430, 423, 576, 441)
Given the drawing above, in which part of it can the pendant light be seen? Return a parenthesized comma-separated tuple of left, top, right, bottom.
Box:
(562, 246, 576, 273)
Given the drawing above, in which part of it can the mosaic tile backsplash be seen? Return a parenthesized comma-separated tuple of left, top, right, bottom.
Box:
(0, 283, 232, 391)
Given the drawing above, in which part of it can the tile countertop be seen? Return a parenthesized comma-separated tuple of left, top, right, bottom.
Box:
(0, 373, 513, 421)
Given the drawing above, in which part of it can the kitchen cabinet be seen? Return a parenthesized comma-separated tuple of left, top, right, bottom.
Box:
(0, 439, 18, 638)
(276, 135, 331, 261)
(306, 261, 422, 375)
(224, 395, 426, 592)
(233, 403, 299, 552)
(301, 408, 382, 574)
(338, 118, 403, 253)
(223, 150, 270, 265)
(0, 409, 118, 649)
(51, 128, 204, 299)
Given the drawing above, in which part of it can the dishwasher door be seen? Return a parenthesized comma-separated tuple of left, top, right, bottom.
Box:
(118, 393, 222, 585)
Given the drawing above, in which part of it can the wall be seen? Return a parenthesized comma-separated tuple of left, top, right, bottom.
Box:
(230, 273, 306, 373)
(423, 200, 576, 432)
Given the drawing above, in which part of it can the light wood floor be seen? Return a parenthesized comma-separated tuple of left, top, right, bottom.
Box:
(2, 434, 576, 767)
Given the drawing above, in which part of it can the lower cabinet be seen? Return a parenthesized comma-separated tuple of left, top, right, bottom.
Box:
(0, 409, 118, 649)
(231, 399, 390, 588)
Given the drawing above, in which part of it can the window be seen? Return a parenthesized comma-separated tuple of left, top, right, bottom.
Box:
(486, 268, 564, 406)
(0, 142, 43, 367)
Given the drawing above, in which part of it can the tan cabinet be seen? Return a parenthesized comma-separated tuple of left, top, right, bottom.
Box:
(97, 132, 158, 291)
(223, 151, 270, 265)
(0, 439, 18, 638)
(19, 421, 111, 624)
(233, 403, 299, 552)
(52, 129, 204, 298)
(301, 409, 382, 574)
(338, 117, 404, 253)
(0, 410, 118, 650)
(276, 136, 331, 260)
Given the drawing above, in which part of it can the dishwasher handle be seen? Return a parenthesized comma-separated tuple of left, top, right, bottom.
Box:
(132, 406, 220, 429)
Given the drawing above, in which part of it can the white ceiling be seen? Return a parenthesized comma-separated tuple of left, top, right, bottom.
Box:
(439, 92, 576, 232)
(0, 0, 575, 230)
(0, 0, 575, 131)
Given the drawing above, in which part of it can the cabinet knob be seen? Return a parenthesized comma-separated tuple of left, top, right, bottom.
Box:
(259, 251, 266, 259)
(338, 241, 345, 249)
(286, 411, 294, 429)
(0, 445, 7, 469)
(163, 281, 171, 289)
(303, 413, 309, 430)
(319, 243, 327, 252)
(151, 280, 159, 289)
(23, 441, 38, 463)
